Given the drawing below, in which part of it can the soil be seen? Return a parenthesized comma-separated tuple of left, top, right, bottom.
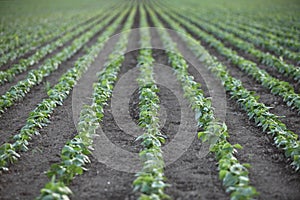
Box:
(0, 9, 127, 200)
(162, 9, 300, 136)
(174, 12, 300, 93)
(0, 9, 111, 72)
(0, 3, 300, 200)
(156, 8, 300, 200)
(149, 23, 228, 199)
(0, 13, 116, 91)
(204, 19, 300, 67)
(214, 32, 300, 94)
(0, 13, 121, 145)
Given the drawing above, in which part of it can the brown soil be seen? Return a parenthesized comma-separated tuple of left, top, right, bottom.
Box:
(0, 13, 122, 145)
(0, 7, 111, 72)
(0, 4, 300, 200)
(0, 10, 127, 200)
(163, 10, 300, 135)
(0, 13, 117, 91)
(156, 9, 300, 200)
(175, 12, 300, 93)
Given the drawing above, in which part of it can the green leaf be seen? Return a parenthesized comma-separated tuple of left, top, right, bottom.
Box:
(223, 172, 238, 187)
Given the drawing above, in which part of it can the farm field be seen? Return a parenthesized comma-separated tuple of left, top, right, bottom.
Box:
(0, 0, 300, 199)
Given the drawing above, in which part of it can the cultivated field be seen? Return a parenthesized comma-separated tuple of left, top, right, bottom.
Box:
(0, 0, 299, 199)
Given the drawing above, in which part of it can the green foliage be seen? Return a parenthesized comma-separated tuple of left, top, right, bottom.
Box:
(0, 10, 119, 115)
(158, 5, 300, 173)
(0, 12, 110, 85)
(148, 6, 259, 199)
(36, 176, 72, 200)
(0, 6, 124, 173)
(166, 9, 300, 114)
(37, 5, 135, 199)
(133, 5, 169, 199)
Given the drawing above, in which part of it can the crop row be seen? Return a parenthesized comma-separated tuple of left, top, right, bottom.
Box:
(224, 20, 300, 53)
(0, 1, 117, 47)
(147, 5, 258, 199)
(0, 6, 126, 172)
(179, 12, 300, 83)
(0, 2, 122, 59)
(0, 14, 81, 55)
(201, 17, 300, 64)
(36, 5, 135, 200)
(1, 1, 298, 199)
(0, 15, 86, 68)
(228, 11, 300, 35)
(203, 11, 300, 42)
(0, 10, 111, 85)
(162, 0, 300, 39)
(162, 7, 300, 115)
(0, 9, 121, 116)
(232, 18, 299, 44)
(162, 1, 299, 49)
(133, 5, 169, 200)
(158, 2, 300, 82)
(154, 4, 300, 171)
